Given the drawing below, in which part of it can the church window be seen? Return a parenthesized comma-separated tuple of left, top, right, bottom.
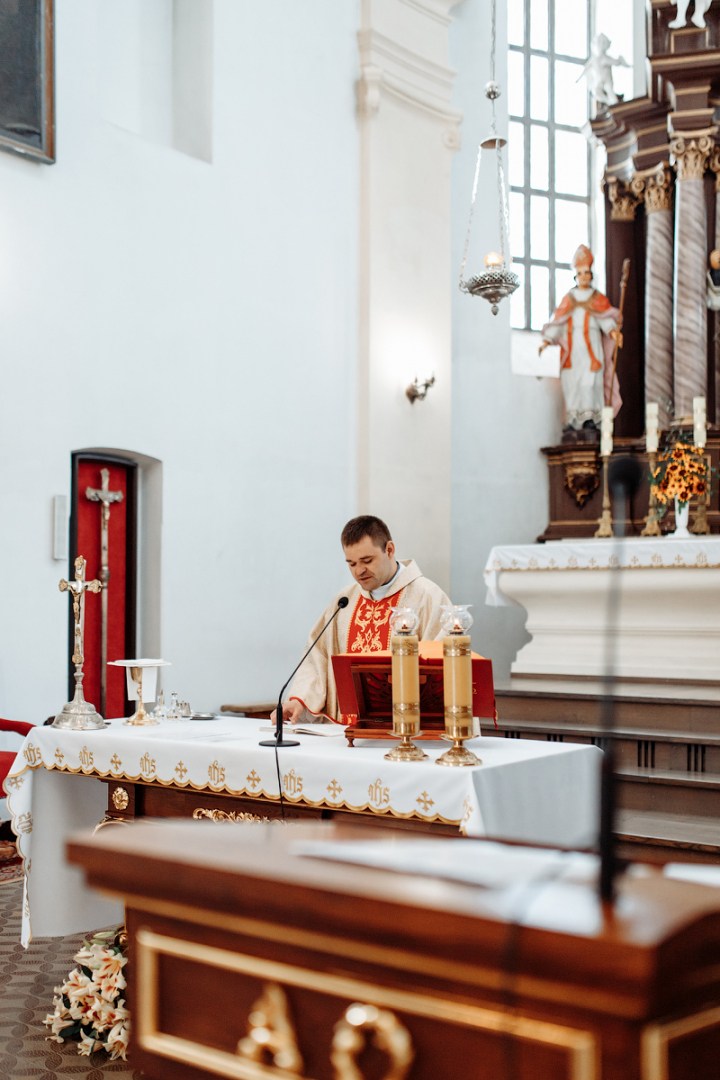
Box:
(507, 0, 592, 330)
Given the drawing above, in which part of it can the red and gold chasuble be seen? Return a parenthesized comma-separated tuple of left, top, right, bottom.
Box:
(340, 589, 403, 722)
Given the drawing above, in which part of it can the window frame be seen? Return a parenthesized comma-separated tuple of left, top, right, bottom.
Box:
(508, 0, 593, 331)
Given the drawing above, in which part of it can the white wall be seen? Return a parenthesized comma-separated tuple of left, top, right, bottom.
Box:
(449, 0, 563, 679)
(0, 0, 360, 722)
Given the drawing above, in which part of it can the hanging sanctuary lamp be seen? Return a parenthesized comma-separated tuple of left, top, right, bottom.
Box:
(459, 0, 519, 315)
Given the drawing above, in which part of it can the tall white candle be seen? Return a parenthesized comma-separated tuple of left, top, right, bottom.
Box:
(693, 396, 707, 449)
(646, 402, 659, 454)
(600, 405, 614, 457)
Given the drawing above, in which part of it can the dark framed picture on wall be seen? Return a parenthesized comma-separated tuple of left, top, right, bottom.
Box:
(0, 0, 54, 163)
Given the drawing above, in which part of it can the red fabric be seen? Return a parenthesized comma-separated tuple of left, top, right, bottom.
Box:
(0, 720, 32, 789)
(75, 462, 129, 719)
(0, 719, 33, 738)
(0, 751, 15, 788)
(346, 589, 404, 654)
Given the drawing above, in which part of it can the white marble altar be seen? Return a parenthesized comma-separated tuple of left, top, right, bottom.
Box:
(485, 537, 720, 682)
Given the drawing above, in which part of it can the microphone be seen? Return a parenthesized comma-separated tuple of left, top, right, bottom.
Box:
(260, 596, 350, 748)
(598, 455, 641, 905)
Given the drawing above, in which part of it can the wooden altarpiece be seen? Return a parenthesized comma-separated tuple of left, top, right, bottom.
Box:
(331, 641, 495, 745)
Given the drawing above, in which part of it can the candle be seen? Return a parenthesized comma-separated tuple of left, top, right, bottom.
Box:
(600, 405, 614, 458)
(443, 636, 472, 709)
(646, 402, 659, 454)
(693, 396, 707, 449)
(391, 634, 420, 734)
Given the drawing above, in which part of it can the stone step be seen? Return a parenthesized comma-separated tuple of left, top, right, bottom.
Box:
(615, 809, 720, 865)
(495, 685, 720, 734)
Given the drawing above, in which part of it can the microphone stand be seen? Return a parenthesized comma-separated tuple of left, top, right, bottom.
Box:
(260, 598, 348, 748)
(598, 456, 641, 906)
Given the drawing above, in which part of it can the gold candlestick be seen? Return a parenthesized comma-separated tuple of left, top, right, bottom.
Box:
(436, 606, 480, 768)
(594, 455, 613, 538)
(641, 450, 662, 536)
(124, 667, 159, 726)
(385, 609, 427, 761)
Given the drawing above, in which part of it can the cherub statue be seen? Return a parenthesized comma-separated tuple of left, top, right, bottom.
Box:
(669, 0, 711, 29)
(539, 245, 623, 443)
(577, 33, 630, 107)
(707, 249, 720, 311)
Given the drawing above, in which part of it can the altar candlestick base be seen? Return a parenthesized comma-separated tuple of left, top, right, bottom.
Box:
(594, 456, 613, 538)
(384, 734, 428, 761)
(53, 697, 105, 731)
(435, 740, 481, 768)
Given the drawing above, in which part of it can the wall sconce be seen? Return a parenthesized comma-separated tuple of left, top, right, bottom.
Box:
(406, 375, 435, 404)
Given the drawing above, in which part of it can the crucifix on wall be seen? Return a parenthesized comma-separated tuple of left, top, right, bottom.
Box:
(86, 468, 123, 718)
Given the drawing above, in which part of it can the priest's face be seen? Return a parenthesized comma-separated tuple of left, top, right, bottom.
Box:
(344, 536, 397, 592)
(575, 267, 592, 287)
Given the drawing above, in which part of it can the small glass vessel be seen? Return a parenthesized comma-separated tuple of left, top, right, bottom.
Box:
(166, 691, 181, 721)
(440, 604, 474, 635)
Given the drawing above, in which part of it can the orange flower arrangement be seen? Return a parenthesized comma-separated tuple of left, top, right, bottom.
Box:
(650, 441, 710, 511)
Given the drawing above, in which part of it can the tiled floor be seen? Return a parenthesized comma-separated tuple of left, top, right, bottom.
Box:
(0, 880, 142, 1079)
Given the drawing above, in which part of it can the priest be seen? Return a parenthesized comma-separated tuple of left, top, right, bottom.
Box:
(275, 516, 450, 724)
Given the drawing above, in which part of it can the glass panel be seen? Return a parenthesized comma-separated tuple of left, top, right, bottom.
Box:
(554, 61, 588, 127)
(508, 50, 524, 117)
(555, 266, 575, 308)
(507, 0, 524, 47)
(531, 265, 550, 330)
(509, 191, 525, 258)
(555, 130, 588, 196)
(530, 125, 549, 190)
(530, 195, 549, 260)
(530, 55, 549, 121)
(554, 199, 589, 265)
(510, 262, 526, 329)
(554, 0, 587, 58)
(508, 121, 525, 187)
(530, 0, 548, 50)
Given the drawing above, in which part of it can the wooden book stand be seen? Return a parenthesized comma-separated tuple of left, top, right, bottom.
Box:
(332, 641, 495, 746)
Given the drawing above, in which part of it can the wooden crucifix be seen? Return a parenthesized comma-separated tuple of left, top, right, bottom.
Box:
(86, 468, 123, 718)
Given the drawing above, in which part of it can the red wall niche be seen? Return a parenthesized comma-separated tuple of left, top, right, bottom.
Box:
(69, 454, 137, 719)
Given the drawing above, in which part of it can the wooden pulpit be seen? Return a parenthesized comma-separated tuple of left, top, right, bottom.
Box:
(331, 641, 496, 745)
(68, 821, 720, 1080)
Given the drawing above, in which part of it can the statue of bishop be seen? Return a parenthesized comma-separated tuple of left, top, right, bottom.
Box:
(539, 245, 622, 443)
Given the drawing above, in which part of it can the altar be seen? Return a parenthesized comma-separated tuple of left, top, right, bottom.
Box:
(485, 536, 720, 682)
(4, 715, 601, 946)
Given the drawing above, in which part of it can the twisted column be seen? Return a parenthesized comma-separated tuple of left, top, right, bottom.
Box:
(632, 165, 675, 429)
(671, 130, 714, 418)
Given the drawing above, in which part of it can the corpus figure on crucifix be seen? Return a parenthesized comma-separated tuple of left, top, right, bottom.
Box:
(53, 556, 104, 729)
(539, 245, 623, 443)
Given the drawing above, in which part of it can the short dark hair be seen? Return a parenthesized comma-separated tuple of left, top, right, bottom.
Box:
(341, 515, 392, 550)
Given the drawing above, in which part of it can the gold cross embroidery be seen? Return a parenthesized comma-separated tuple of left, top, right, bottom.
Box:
(247, 770, 261, 790)
(175, 761, 188, 781)
(416, 791, 434, 815)
(327, 779, 343, 800)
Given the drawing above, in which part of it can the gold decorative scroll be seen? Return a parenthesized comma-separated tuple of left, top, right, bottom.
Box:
(630, 164, 674, 213)
(331, 1003, 413, 1080)
(670, 129, 716, 181)
(192, 808, 283, 825)
(237, 983, 304, 1075)
(606, 176, 641, 221)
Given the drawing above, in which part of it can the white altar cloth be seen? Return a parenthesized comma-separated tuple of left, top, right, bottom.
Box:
(483, 536, 720, 680)
(4, 716, 601, 946)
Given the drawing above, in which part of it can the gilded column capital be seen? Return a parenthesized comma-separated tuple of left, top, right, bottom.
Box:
(670, 128, 717, 181)
(606, 176, 641, 222)
(710, 145, 720, 192)
(630, 164, 674, 213)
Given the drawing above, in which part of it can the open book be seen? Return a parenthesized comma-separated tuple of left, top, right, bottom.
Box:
(259, 724, 346, 738)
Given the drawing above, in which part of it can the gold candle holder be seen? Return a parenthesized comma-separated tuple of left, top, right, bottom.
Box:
(124, 667, 159, 727)
(385, 608, 427, 762)
(436, 606, 480, 768)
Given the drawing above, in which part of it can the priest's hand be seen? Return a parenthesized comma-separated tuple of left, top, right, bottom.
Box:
(270, 699, 304, 725)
